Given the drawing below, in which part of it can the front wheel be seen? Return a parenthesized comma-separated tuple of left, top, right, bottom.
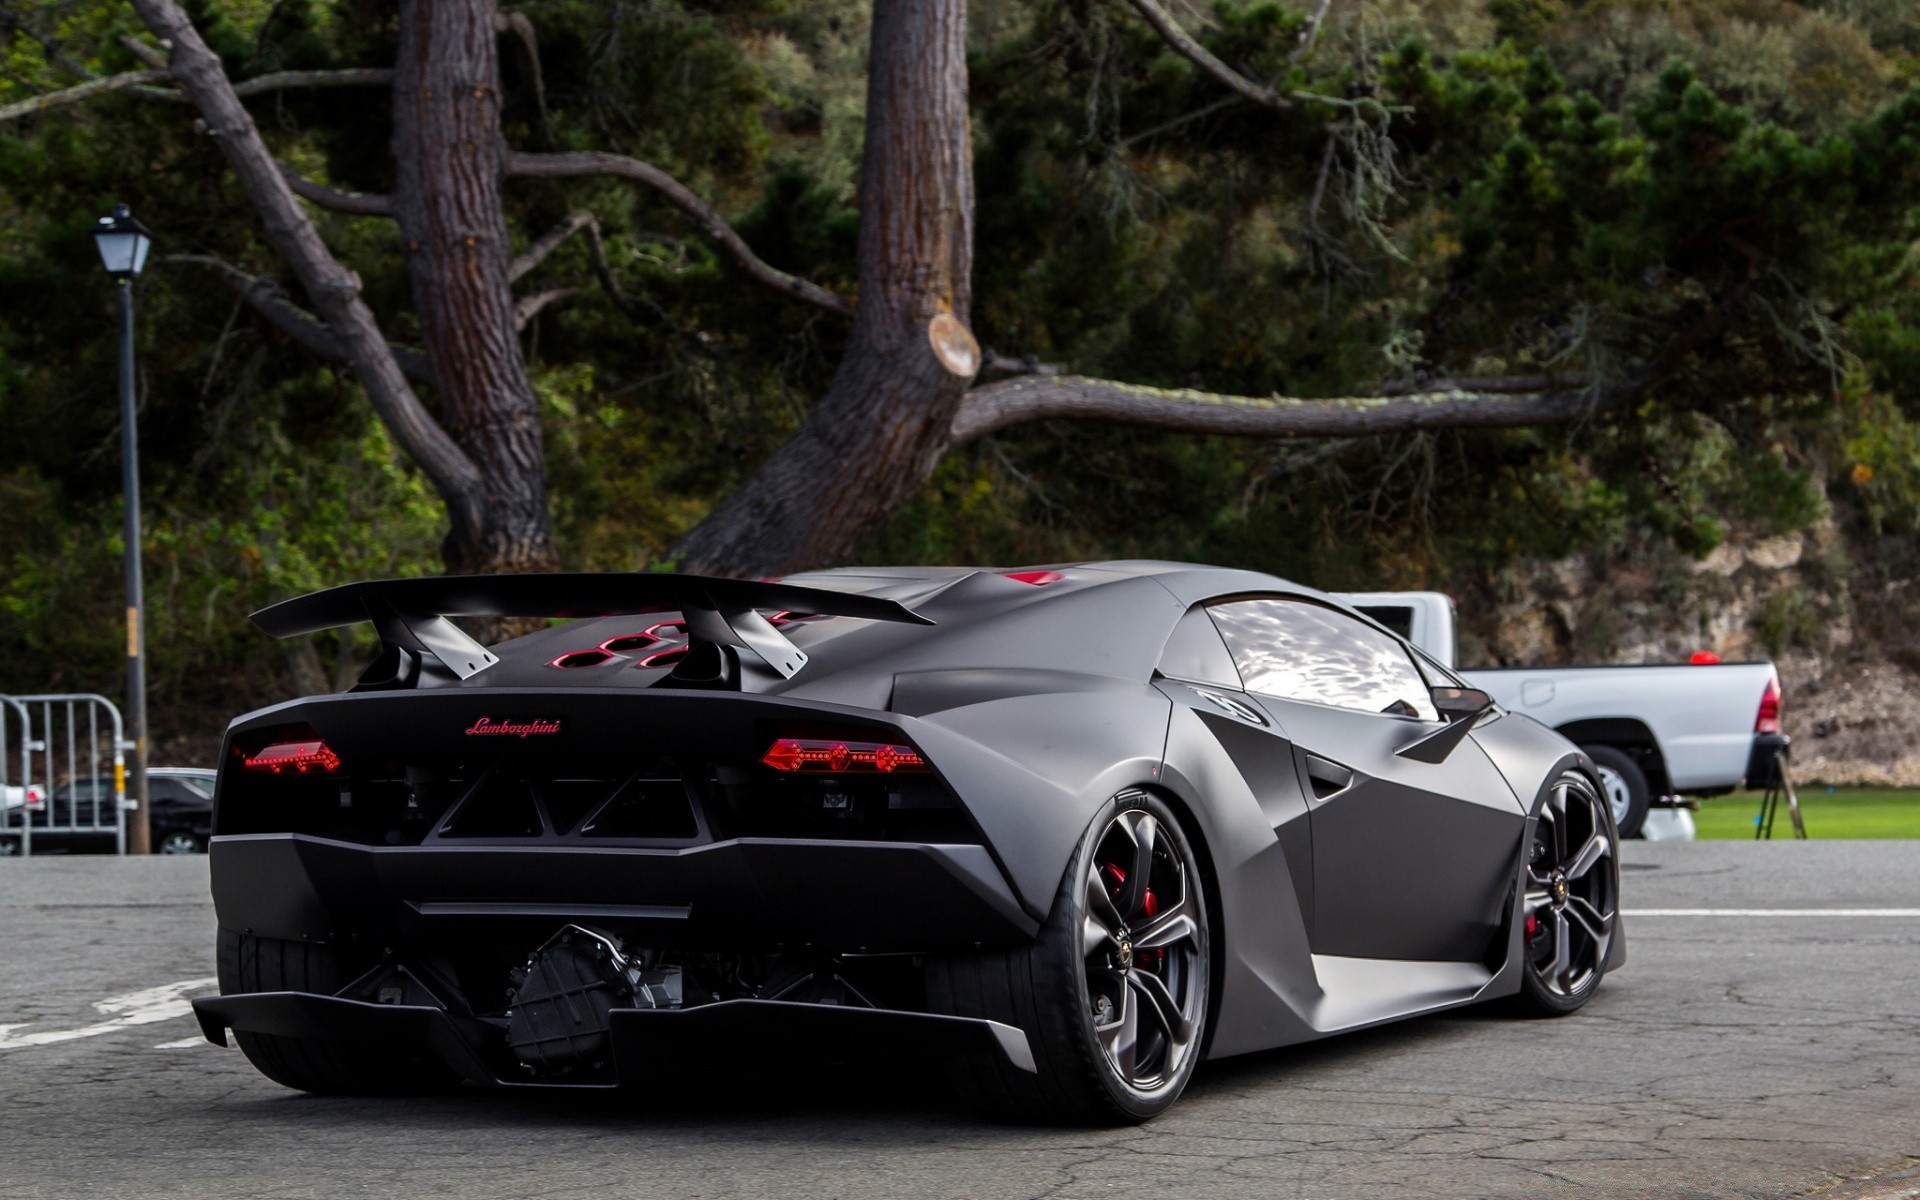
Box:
(926, 790, 1211, 1124)
(156, 831, 204, 855)
(1513, 770, 1620, 1016)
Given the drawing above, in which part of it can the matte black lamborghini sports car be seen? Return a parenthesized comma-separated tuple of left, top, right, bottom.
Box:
(194, 562, 1623, 1123)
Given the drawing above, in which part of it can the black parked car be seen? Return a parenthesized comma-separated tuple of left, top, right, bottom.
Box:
(0, 768, 216, 855)
(195, 565, 1621, 1123)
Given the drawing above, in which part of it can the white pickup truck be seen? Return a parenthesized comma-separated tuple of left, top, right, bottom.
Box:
(1336, 591, 1787, 838)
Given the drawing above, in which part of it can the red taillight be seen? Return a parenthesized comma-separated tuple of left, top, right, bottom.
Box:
(761, 738, 931, 774)
(599, 633, 660, 654)
(25, 786, 43, 810)
(1003, 570, 1064, 586)
(1756, 674, 1782, 735)
(242, 741, 341, 775)
(1690, 650, 1721, 665)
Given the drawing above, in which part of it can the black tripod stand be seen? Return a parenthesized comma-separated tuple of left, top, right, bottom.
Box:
(1755, 757, 1806, 840)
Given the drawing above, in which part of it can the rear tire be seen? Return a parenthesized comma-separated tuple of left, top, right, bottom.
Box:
(926, 790, 1211, 1125)
(217, 928, 452, 1095)
(1582, 745, 1650, 839)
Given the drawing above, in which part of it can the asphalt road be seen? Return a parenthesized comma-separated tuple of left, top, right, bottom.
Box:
(1, 841, 1916, 1200)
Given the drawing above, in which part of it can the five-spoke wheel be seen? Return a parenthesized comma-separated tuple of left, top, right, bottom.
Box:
(1081, 808, 1207, 1096)
(1518, 770, 1619, 1012)
(926, 790, 1210, 1124)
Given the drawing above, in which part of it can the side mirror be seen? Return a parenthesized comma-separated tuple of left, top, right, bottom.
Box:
(1398, 687, 1497, 764)
(1431, 686, 1493, 723)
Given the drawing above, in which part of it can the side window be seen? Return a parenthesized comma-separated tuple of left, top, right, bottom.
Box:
(1207, 598, 1438, 720)
(1158, 606, 1243, 688)
(149, 780, 194, 805)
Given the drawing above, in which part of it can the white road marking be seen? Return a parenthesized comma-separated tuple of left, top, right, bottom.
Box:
(151, 1035, 210, 1050)
(0, 978, 217, 1052)
(1626, 909, 1920, 917)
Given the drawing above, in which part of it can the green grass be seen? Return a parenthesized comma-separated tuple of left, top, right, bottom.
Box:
(1692, 788, 1920, 839)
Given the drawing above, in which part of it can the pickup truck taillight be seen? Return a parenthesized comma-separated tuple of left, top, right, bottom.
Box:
(1755, 673, 1783, 735)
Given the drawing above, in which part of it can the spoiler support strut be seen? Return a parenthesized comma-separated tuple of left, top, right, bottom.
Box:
(251, 573, 934, 683)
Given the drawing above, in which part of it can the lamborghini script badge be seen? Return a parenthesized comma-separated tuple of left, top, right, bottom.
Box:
(465, 717, 563, 739)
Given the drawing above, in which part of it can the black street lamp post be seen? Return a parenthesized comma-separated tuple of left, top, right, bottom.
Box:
(93, 204, 153, 856)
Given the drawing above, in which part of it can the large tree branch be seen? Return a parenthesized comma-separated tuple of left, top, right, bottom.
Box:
(163, 254, 437, 387)
(0, 68, 169, 123)
(508, 210, 630, 309)
(495, 10, 549, 138)
(1378, 374, 1588, 396)
(128, 0, 481, 526)
(1120, 0, 1372, 113)
(950, 375, 1610, 443)
(1123, 0, 1292, 110)
(1287, 0, 1335, 66)
(279, 163, 394, 217)
(229, 66, 394, 97)
(504, 150, 854, 317)
(954, 273, 1758, 444)
(508, 209, 593, 282)
(0, 55, 392, 124)
(513, 286, 579, 330)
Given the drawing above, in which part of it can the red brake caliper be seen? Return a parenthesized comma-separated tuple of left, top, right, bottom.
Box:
(1104, 862, 1167, 971)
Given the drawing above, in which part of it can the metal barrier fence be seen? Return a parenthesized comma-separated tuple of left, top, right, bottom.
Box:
(0, 694, 128, 857)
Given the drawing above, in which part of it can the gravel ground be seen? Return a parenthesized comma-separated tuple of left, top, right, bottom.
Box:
(0, 841, 1916, 1200)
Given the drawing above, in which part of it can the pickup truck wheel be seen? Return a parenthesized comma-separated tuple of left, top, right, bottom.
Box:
(1582, 745, 1649, 838)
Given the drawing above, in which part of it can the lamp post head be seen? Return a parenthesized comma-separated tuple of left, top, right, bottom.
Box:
(93, 203, 154, 279)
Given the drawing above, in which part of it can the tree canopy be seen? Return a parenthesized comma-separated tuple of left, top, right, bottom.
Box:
(2, 0, 1916, 751)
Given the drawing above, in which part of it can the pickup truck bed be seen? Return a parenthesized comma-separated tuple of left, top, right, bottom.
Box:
(1465, 663, 1776, 794)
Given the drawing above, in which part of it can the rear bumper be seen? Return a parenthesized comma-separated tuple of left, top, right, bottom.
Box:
(210, 832, 1038, 952)
(192, 992, 1037, 1085)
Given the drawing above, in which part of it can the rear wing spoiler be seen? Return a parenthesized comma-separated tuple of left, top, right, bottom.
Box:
(251, 573, 934, 683)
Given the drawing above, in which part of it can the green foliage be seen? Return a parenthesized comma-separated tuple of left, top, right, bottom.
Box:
(1754, 584, 1823, 655)
(1, 0, 1917, 747)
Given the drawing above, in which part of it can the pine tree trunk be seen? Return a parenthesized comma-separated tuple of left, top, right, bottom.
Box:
(670, 0, 978, 577)
(392, 0, 558, 575)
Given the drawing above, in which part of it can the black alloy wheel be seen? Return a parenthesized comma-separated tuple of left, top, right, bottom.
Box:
(1517, 770, 1619, 1014)
(926, 790, 1211, 1123)
(1080, 807, 1208, 1098)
